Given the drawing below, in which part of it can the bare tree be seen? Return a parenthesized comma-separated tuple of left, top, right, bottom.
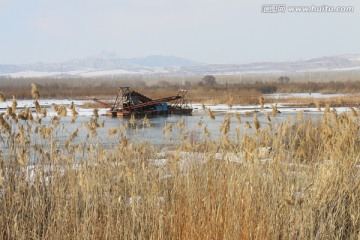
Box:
(277, 76, 290, 84)
(201, 75, 217, 86)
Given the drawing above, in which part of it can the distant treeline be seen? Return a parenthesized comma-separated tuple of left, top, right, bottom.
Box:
(0, 72, 360, 102)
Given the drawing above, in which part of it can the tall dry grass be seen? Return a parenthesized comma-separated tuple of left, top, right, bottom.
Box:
(0, 85, 359, 239)
(2, 76, 360, 105)
(264, 94, 360, 108)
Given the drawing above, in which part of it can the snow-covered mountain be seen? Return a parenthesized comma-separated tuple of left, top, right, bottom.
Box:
(183, 55, 360, 75)
(63, 51, 201, 70)
(0, 52, 360, 78)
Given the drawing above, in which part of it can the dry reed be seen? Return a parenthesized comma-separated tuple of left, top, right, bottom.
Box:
(0, 85, 359, 239)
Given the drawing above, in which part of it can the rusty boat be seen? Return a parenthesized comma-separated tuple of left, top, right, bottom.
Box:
(93, 87, 192, 117)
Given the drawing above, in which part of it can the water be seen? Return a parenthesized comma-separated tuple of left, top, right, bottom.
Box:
(0, 98, 350, 165)
(1, 97, 332, 150)
(0, 107, 324, 165)
(32, 110, 320, 147)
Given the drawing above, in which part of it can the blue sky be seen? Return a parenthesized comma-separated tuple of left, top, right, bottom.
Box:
(0, 0, 359, 64)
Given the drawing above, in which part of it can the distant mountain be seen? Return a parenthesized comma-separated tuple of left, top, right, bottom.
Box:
(61, 51, 201, 70)
(127, 55, 201, 68)
(0, 51, 201, 77)
(0, 52, 359, 78)
(184, 55, 360, 75)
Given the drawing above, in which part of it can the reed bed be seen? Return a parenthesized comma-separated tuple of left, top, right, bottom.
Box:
(264, 95, 360, 108)
(2, 76, 360, 105)
(0, 85, 359, 239)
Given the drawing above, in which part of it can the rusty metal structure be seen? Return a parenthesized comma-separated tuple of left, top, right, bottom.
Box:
(93, 87, 192, 117)
(168, 90, 193, 114)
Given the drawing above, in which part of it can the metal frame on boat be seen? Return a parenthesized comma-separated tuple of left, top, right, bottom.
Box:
(93, 87, 192, 117)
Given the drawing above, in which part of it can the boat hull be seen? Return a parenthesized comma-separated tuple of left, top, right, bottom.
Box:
(107, 107, 193, 117)
(169, 107, 193, 115)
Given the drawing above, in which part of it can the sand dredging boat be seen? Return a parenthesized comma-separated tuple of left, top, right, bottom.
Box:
(93, 87, 193, 117)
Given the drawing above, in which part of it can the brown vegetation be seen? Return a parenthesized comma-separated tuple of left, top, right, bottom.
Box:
(1, 75, 360, 105)
(0, 85, 359, 239)
(264, 95, 360, 108)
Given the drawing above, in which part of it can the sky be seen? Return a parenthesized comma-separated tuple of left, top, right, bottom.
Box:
(0, 0, 359, 64)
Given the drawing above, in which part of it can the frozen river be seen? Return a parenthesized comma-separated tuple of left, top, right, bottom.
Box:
(0, 95, 355, 147)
